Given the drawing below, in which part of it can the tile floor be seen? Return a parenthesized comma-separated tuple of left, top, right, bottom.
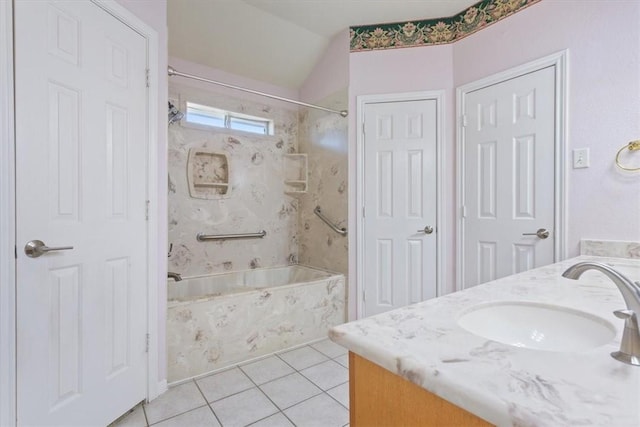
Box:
(113, 339, 349, 427)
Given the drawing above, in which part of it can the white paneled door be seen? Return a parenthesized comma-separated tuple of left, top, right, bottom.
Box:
(363, 100, 438, 316)
(15, 1, 148, 425)
(462, 66, 555, 288)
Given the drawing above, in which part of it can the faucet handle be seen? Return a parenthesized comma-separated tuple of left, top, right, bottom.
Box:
(613, 309, 639, 331)
(611, 309, 640, 366)
(614, 309, 636, 321)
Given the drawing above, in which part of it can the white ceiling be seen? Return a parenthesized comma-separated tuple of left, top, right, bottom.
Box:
(168, 0, 478, 89)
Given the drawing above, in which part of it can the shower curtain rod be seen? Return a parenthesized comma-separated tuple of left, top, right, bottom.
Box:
(168, 66, 348, 118)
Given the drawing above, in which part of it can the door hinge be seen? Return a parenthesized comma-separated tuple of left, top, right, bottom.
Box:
(362, 206, 365, 218)
(145, 200, 150, 221)
(461, 205, 467, 218)
(461, 114, 468, 127)
(362, 122, 365, 135)
(362, 290, 366, 302)
(14, 245, 17, 259)
(145, 69, 150, 88)
(145, 333, 150, 353)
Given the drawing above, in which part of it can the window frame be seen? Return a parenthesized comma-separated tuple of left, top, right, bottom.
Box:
(183, 101, 274, 136)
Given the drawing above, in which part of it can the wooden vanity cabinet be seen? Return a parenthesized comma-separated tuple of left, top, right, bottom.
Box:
(349, 352, 492, 427)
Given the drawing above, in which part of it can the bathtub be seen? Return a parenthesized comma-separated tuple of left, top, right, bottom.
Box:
(167, 265, 345, 382)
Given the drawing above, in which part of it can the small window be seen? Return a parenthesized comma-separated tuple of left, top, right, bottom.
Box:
(185, 102, 274, 136)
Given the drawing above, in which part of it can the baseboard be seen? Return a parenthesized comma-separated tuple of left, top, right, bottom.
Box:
(167, 336, 329, 387)
(150, 379, 168, 402)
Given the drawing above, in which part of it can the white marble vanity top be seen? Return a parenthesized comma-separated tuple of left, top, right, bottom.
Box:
(329, 256, 640, 426)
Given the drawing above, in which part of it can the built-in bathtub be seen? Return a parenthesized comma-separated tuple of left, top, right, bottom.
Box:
(167, 265, 345, 382)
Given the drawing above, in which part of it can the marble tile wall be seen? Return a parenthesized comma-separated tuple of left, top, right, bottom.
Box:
(297, 90, 349, 277)
(167, 274, 346, 382)
(166, 83, 349, 383)
(168, 83, 300, 277)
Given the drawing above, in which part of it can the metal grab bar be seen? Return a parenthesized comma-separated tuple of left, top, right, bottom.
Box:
(314, 206, 347, 236)
(197, 230, 267, 242)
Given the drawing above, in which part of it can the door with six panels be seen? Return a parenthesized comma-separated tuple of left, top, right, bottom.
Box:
(15, 1, 149, 425)
(461, 66, 556, 288)
(362, 99, 438, 316)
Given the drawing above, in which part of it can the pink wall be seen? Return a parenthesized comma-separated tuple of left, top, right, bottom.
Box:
(348, 45, 456, 319)
(113, 0, 640, 381)
(348, 0, 640, 318)
(115, 0, 169, 385)
(300, 29, 350, 103)
(453, 0, 640, 255)
(349, 45, 454, 96)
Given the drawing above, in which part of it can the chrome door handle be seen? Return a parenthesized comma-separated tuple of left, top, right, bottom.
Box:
(417, 226, 434, 234)
(24, 240, 74, 258)
(522, 228, 550, 239)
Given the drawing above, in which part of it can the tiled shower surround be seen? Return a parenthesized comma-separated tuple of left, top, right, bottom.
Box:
(169, 83, 349, 278)
(298, 91, 349, 277)
(167, 83, 349, 382)
(168, 83, 300, 277)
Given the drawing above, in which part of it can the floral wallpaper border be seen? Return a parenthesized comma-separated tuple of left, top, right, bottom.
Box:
(350, 0, 541, 51)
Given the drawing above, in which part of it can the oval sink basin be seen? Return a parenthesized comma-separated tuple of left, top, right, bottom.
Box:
(457, 301, 616, 352)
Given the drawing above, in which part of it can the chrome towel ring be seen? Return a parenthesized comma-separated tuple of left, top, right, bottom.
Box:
(615, 140, 640, 172)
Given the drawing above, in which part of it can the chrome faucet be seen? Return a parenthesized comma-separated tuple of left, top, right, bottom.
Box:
(562, 262, 640, 366)
(168, 271, 182, 282)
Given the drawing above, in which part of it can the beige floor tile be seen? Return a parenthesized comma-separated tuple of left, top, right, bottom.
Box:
(284, 394, 349, 427)
(210, 388, 278, 427)
(196, 367, 254, 402)
(248, 412, 295, 427)
(300, 360, 348, 391)
(260, 372, 322, 410)
(144, 382, 207, 424)
(240, 356, 295, 385)
(311, 340, 347, 358)
(327, 382, 349, 409)
(153, 406, 220, 427)
(278, 346, 328, 371)
(333, 354, 349, 368)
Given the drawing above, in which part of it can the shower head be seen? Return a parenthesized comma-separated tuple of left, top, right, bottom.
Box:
(168, 101, 184, 125)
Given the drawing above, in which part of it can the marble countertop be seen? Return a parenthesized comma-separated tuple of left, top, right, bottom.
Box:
(329, 256, 640, 426)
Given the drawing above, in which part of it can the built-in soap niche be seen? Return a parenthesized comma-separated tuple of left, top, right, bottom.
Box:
(283, 153, 308, 194)
(187, 148, 231, 199)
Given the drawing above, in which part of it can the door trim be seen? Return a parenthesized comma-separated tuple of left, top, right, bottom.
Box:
(95, 0, 165, 402)
(455, 50, 568, 291)
(0, 1, 17, 425)
(0, 1, 161, 425)
(356, 91, 446, 319)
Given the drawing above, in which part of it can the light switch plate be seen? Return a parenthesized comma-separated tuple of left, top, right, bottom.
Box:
(573, 148, 590, 169)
